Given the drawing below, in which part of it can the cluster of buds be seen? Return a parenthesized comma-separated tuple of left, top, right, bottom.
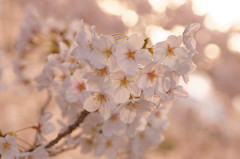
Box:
(0, 19, 199, 159)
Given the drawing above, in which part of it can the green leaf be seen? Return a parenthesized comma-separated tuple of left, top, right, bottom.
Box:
(142, 38, 149, 49)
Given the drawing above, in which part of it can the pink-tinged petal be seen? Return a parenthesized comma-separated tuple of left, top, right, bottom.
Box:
(76, 30, 91, 46)
(167, 35, 182, 48)
(162, 78, 170, 92)
(40, 112, 52, 124)
(65, 88, 79, 103)
(174, 47, 188, 58)
(128, 34, 144, 50)
(88, 51, 106, 69)
(120, 106, 136, 124)
(79, 90, 91, 105)
(183, 74, 189, 84)
(113, 88, 130, 104)
(135, 49, 152, 66)
(41, 123, 55, 134)
(102, 121, 112, 137)
(84, 96, 100, 112)
(110, 71, 125, 80)
(99, 102, 111, 120)
(118, 58, 138, 75)
(183, 23, 200, 35)
(153, 42, 168, 62)
(174, 86, 188, 98)
(143, 87, 155, 96)
(128, 82, 140, 97)
(105, 148, 117, 159)
(137, 73, 148, 88)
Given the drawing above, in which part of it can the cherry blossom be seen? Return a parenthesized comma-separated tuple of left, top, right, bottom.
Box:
(0, 135, 19, 159)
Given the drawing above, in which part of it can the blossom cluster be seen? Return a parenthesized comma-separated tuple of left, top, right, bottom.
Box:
(35, 21, 199, 158)
(0, 18, 199, 159)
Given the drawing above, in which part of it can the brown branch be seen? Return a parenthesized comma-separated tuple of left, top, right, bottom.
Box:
(45, 110, 90, 149)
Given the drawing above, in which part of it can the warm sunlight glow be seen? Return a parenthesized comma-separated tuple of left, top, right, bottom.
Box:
(146, 25, 172, 44)
(121, 10, 139, 27)
(227, 33, 240, 53)
(192, 0, 240, 32)
(97, 0, 126, 16)
(168, 0, 187, 9)
(182, 74, 212, 100)
(148, 0, 168, 13)
(204, 44, 221, 60)
(171, 25, 185, 35)
(232, 95, 240, 112)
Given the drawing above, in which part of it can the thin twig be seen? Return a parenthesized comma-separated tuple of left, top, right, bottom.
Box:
(45, 110, 90, 149)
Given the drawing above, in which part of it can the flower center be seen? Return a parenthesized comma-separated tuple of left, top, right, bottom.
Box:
(127, 101, 137, 111)
(106, 141, 113, 148)
(77, 82, 86, 91)
(96, 67, 107, 77)
(139, 132, 146, 140)
(126, 50, 135, 59)
(148, 71, 157, 82)
(110, 114, 118, 121)
(3, 142, 10, 150)
(103, 48, 112, 58)
(120, 76, 129, 88)
(96, 93, 107, 104)
(166, 45, 175, 57)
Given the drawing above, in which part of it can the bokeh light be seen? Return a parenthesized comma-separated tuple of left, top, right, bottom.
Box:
(227, 33, 240, 53)
(146, 25, 171, 44)
(121, 10, 139, 27)
(204, 44, 221, 60)
(232, 95, 240, 111)
(192, 0, 240, 32)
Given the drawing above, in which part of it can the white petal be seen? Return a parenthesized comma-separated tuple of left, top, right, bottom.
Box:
(174, 86, 188, 98)
(120, 106, 136, 124)
(84, 96, 100, 112)
(113, 88, 130, 103)
(40, 112, 52, 124)
(65, 88, 79, 103)
(167, 35, 182, 48)
(99, 102, 111, 120)
(174, 47, 188, 58)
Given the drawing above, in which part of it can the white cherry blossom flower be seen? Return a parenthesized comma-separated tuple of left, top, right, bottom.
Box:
(183, 23, 200, 54)
(102, 113, 126, 137)
(47, 42, 69, 65)
(110, 71, 140, 103)
(83, 90, 115, 120)
(83, 66, 110, 92)
(65, 70, 90, 105)
(119, 97, 155, 124)
(126, 114, 147, 137)
(95, 135, 125, 159)
(0, 135, 19, 159)
(35, 64, 54, 91)
(115, 34, 152, 75)
(90, 35, 117, 70)
(81, 112, 103, 136)
(131, 126, 163, 156)
(33, 112, 55, 143)
(137, 62, 166, 96)
(72, 25, 97, 60)
(153, 35, 188, 67)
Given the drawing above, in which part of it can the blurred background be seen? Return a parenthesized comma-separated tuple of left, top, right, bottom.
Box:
(0, 0, 240, 158)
